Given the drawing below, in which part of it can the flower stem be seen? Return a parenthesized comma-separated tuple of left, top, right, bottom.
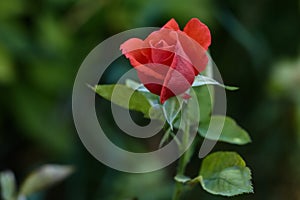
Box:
(172, 123, 190, 200)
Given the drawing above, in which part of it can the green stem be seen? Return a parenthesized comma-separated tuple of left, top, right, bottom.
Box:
(172, 123, 190, 200)
(172, 54, 214, 200)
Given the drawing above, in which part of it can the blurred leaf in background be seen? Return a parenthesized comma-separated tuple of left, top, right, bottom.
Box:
(0, 165, 73, 200)
(0, 171, 17, 200)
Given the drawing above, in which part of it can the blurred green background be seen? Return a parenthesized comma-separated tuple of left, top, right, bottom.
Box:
(0, 0, 299, 199)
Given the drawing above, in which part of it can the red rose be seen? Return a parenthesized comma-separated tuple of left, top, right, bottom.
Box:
(120, 18, 211, 103)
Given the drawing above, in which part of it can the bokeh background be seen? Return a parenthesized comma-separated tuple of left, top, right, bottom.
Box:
(0, 0, 299, 199)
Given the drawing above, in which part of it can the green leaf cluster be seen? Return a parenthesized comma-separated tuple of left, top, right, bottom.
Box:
(94, 76, 252, 197)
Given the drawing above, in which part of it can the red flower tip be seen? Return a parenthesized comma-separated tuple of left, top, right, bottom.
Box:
(120, 18, 212, 104)
(162, 18, 180, 31)
(183, 18, 211, 50)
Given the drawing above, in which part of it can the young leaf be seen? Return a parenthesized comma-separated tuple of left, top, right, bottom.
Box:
(159, 127, 172, 148)
(174, 175, 191, 184)
(198, 116, 251, 145)
(19, 165, 74, 197)
(125, 79, 149, 93)
(125, 79, 161, 106)
(188, 86, 213, 124)
(199, 151, 253, 196)
(192, 75, 238, 91)
(162, 97, 183, 130)
(173, 85, 213, 130)
(0, 171, 17, 200)
(94, 84, 151, 117)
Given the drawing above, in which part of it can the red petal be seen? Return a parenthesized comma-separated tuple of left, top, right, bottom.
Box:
(178, 27, 209, 75)
(136, 63, 166, 82)
(160, 54, 195, 103)
(120, 38, 150, 67)
(162, 18, 180, 31)
(120, 38, 143, 55)
(183, 18, 211, 50)
(144, 83, 162, 96)
(136, 63, 169, 95)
